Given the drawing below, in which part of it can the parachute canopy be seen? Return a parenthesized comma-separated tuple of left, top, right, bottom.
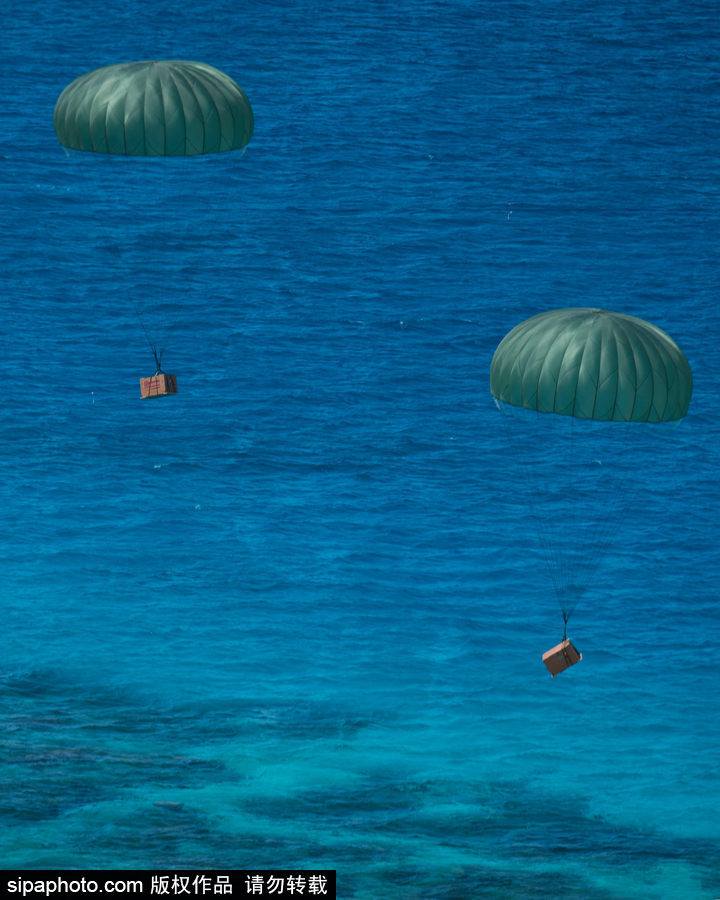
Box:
(489, 308, 692, 422)
(54, 60, 253, 156)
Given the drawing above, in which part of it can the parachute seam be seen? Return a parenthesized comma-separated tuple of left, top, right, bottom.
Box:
(509, 328, 544, 404)
(93, 72, 110, 151)
(613, 331, 639, 422)
(185, 63, 222, 153)
(539, 327, 570, 413)
(571, 315, 594, 418)
(165, 64, 186, 155)
(103, 73, 116, 153)
(627, 323, 642, 421)
(595, 319, 624, 420)
(620, 320, 640, 421)
(158, 64, 167, 156)
(596, 337, 618, 418)
(139, 68, 149, 155)
(523, 321, 568, 410)
(644, 328, 658, 421)
(628, 324, 654, 421)
(86, 72, 109, 153)
(171, 65, 207, 154)
(656, 333, 673, 421)
(202, 67, 234, 151)
(607, 324, 623, 421)
(202, 75, 225, 154)
(635, 323, 671, 421)
(589, 311, 607, 420)
(637, 325, 662, 421)
(551, 322, 582, 415)
(526, 335, 557, 412)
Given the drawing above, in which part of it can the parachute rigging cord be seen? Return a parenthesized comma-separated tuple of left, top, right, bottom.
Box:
(495, 401, 646, 637)
(151, 344, 164, 375)
(133, 297, 166, 373)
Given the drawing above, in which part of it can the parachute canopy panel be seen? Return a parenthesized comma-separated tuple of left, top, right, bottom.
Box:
(489, 308, 692, 422)
(54, 60, 253, 156)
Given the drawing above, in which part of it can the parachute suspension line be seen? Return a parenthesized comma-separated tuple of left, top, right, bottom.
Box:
(507, 427, 583, 618)
(132, 296, 166, 374)
(562, 608, 570, 642)
(521, 477, 568, 607)
(496, 403, 643, 630)
(151, 343, 164, 375)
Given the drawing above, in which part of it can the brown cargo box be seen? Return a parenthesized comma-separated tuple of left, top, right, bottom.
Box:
(542, 638, 582, 676)
(140, 373, 177, 399)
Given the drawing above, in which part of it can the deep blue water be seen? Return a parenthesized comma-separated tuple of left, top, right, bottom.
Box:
(2, 1, 720, 897)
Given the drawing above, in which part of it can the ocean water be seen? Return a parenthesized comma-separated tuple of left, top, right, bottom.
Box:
(2, 1, 719, 897)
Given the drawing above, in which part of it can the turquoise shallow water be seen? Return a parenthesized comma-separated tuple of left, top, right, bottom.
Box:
(2, 1, 720, 897)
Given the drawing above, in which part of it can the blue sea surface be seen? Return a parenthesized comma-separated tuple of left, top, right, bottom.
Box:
(2, 1, 719, 897)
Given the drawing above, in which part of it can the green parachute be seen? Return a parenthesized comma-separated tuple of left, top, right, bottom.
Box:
(490, 308, 693, 651)
(490, 307, 692, 423)
(54, 60, 253, 157)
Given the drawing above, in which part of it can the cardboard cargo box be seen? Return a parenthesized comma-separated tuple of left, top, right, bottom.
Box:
(140, 373, 177, 399)
(542, 638, 582, 676)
